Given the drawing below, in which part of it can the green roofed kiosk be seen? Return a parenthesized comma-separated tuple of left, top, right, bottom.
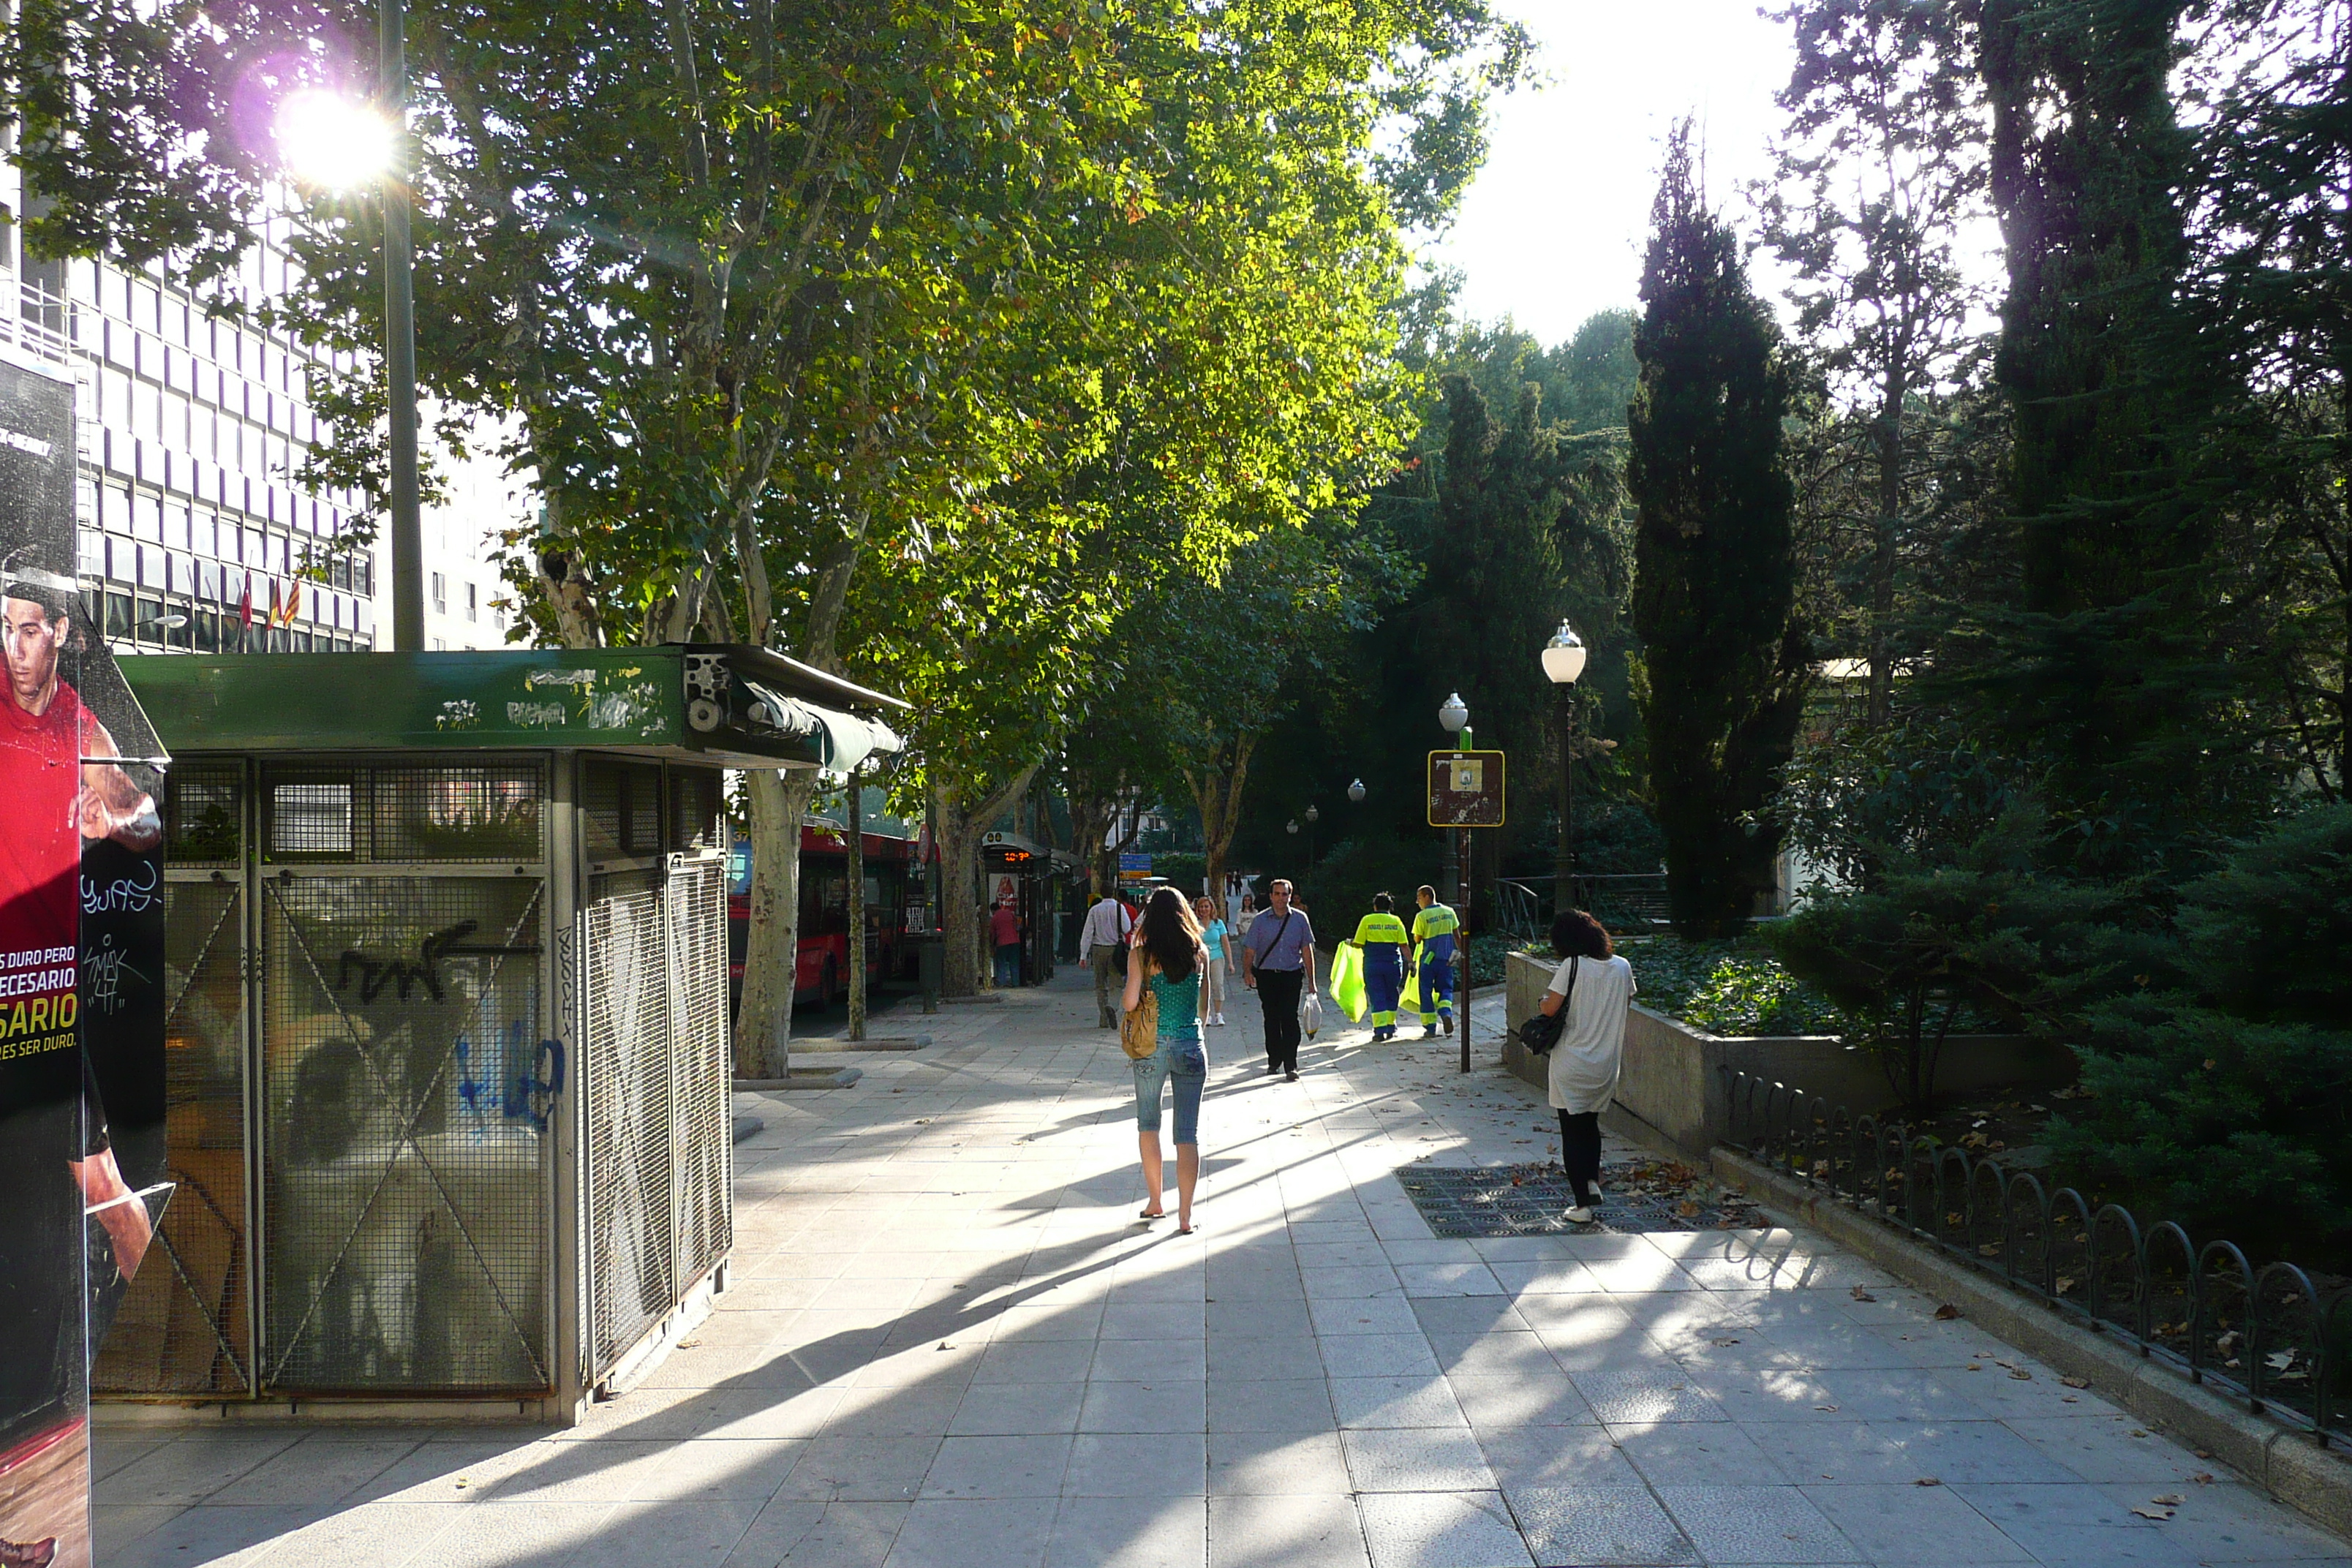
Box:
(102, 645, 904, 1420)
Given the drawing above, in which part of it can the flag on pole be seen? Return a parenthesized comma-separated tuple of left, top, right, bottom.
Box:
(238, 576, 253, 649)
(275, 580, 301, 628)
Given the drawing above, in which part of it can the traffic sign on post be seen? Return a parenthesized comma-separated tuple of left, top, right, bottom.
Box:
(1428, 750, 1506, 827)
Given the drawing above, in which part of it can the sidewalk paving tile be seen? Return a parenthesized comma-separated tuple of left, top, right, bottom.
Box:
(1507, 1485, 1699, 1566)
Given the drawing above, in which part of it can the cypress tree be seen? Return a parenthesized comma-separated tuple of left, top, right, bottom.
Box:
(1629, 124, 1809, 937)
(1978, 0, 2238, 866)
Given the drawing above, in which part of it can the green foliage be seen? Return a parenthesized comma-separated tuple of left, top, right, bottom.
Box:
(1296, 836, 1443, 936)
(2051, 805, 2352, 1259)
(1760, 0, 1990, 728)
(1629, 123, 1808, 937)
(1765, 805, 2127, 1107)
(1614, 935, 1841, 1036)
(1972, 0, 2247, 867)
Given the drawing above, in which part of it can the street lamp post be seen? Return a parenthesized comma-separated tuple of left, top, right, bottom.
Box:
(1304, 803, 1319, 867)
(1347, 778, 1365, 805)
(1542, 622, 1588, 916)
(1437, 694, 1472, 1074)
(381, 0, 423, 652)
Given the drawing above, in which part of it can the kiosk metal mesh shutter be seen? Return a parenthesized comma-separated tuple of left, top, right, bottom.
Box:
(668, 859, 732, 1289)
(95, 762, 253, 1395)
(586, 872, 675, 1371)
(255, 763, 552, 1393)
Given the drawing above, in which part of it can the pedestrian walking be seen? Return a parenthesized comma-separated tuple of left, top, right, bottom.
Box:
(1123, 887, 1209, 1232)
(1224, 875, 1247, 932)
(1079, 887, 1135, 1028)
(990, 899, 1024, 989)
(1192, 894, 1233, 1025)
(1240, 878, 1316, 1080)
(1409, 885, 1460, 1037)
(1537, 908, 1636, 1224)
(1350, 892, 1410, 1041)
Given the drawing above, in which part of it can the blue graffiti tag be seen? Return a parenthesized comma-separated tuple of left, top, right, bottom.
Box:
(448, 1023, 563, 1131)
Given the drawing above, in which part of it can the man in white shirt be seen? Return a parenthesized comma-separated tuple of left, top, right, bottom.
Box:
(1078, 890, 1135, 1028)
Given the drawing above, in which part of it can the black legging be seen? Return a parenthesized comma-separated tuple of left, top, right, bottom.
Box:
(1558, 1109, 1601, 1207)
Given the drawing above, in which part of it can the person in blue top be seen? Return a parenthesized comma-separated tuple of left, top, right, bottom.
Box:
(1123, 886, 1210, 1233)
(1349, 892, 1411, 1041)
(1411, 884, 1460, 1038)
(1193, 894, 1233, 1027)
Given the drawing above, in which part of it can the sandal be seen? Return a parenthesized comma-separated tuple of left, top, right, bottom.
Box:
(1175, 1223, 1196, 1235)
(1138, 1205, 1166, 1220)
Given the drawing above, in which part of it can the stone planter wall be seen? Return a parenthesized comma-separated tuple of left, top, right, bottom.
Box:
(1499, 951, 2078, 1159)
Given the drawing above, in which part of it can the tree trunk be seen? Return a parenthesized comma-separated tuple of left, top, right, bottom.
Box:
(1186, 734, 1255, 905)
(846, 765, 865, 1041)
(736, 768, 817, 1077)
(932, 762, 1043, 997)
(1866, 381, 1907, 728)
(1067, 791, 1120, 900)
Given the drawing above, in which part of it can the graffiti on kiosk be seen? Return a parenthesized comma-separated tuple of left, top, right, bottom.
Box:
(80, 860, 160, 914)
(81, 932, 148, 1016)
(455, 1020, 565, 1131)
(505, 700, 568, 728)
(335, 919, 479, 1005)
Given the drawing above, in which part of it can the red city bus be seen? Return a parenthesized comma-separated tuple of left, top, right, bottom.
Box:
(729, 820, 919, 1009)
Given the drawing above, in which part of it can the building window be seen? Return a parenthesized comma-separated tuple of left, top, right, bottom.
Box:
(104, 592, 133, 641)
(355, 556, 374, 597)
(431, 636, 446, 650)
(430, 571, 447, 614)
(465, 582, 477, 622)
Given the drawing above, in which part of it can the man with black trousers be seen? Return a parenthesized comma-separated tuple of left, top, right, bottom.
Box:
(1240, 878, 1317, 1080)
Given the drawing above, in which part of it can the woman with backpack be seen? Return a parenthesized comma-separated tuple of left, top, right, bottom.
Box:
(1123, 886, 1210, 1233)
(1536, 909, 1636, 1225)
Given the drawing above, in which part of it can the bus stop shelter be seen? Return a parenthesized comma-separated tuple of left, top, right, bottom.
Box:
(101, 644, 902, 1420)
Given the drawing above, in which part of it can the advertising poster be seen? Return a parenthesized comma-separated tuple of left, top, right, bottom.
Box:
(1, 353, 170, 1568)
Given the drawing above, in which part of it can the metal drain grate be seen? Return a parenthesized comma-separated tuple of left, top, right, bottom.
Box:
(1396, 1160, 1765, 1237)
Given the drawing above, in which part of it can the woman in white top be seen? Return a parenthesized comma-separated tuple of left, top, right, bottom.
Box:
(1537, 909, 1637, 1225)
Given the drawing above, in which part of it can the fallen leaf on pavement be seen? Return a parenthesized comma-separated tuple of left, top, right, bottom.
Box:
(1914, 1477, 1941, 1487)
(2008, 1369, 2033, 1381)
(2132, 1505, 2176, 1522)
(1850, 1286, 1877, 1302)
(1933, 1304, 1962, 1320)
(2191, 1473, 2213, 1485)
(2060, 1376, 2090, 1389)
(2151, 1494, 2183, 1507)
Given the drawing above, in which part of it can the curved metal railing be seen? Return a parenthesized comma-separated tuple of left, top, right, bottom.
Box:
(1719, 1066, 2350, 1444)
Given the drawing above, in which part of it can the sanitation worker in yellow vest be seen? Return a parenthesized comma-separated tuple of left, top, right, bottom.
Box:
(1410, 886, 1460, 1037)
(1351, 892, 1411, 1042)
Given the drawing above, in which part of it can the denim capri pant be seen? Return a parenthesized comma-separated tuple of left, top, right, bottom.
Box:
(1134, 1030, 1207, 1144)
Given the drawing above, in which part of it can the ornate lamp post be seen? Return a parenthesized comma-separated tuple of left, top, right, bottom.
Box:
(1542, 622, 1588, 913)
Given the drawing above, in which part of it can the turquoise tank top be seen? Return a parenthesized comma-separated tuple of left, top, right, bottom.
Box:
(1148, 965, 1202, 1042)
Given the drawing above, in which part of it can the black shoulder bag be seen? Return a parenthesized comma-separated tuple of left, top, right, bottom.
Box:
(1518, 957, 1576, 1056)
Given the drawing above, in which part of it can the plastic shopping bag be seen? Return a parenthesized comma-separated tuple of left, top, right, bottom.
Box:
(1398, 949, 1427, 1020)
(1329, 943, 1367, 1022)
(1299, 989, 1324, 1039)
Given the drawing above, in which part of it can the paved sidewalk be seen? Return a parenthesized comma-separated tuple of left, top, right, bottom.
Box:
(94, 968, 2352, 1567)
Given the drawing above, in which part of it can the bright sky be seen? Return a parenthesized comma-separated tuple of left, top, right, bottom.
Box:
(1424, 1, 1799, 347)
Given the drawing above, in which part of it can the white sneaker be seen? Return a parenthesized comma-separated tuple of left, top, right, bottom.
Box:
(1564, 1205, 1597, 1225)
(1214, 1012, 1226, 1026)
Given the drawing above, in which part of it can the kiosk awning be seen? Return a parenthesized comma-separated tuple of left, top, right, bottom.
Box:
(123, 644, 908, 770)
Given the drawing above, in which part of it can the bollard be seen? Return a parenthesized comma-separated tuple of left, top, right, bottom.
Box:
(919, 938, 943, 1014)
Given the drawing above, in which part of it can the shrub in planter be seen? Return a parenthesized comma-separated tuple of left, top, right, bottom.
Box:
(1763, 807, 2126, 1111)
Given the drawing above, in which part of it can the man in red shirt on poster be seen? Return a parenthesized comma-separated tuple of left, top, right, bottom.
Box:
(0, 569, 161, 1278)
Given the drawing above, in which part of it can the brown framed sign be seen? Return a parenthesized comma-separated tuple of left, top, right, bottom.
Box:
(1427, 750, 1506, 827)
